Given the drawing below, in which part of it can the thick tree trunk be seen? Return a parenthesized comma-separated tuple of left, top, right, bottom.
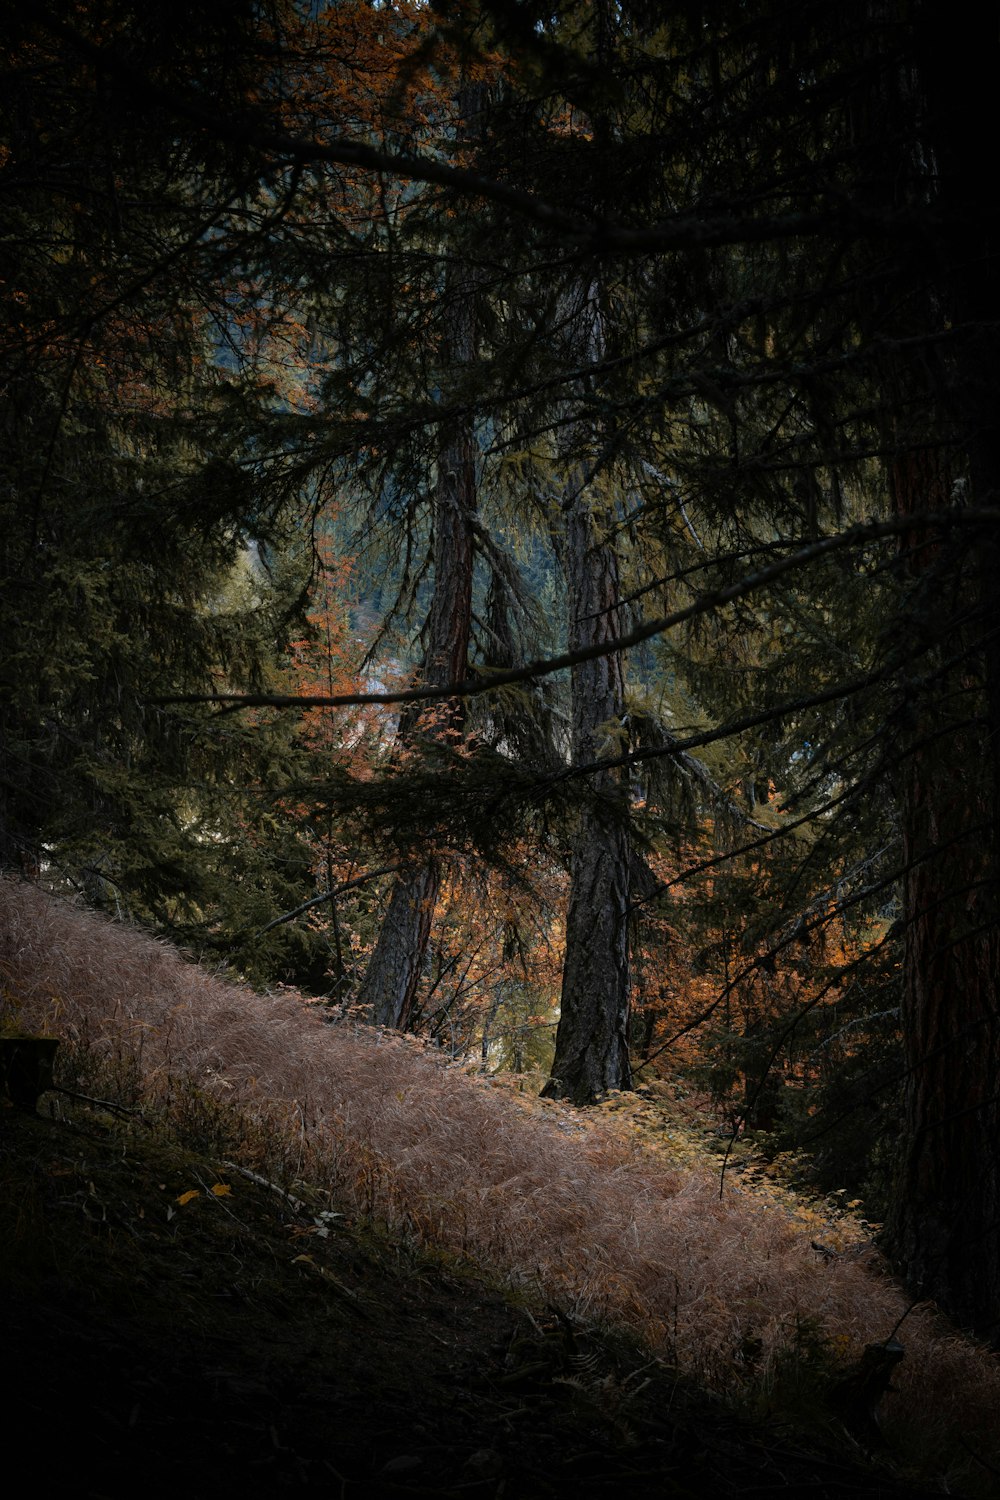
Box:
(355, 861, 441, 1030)
(542, 527, 631, 1099)
(355, 261, 478, 1030)
(542, 325, 632, 1101)
(882, 6, 1000, 1342)
(547, 792, 631, 1103)
(885, 452, 1000, 1337)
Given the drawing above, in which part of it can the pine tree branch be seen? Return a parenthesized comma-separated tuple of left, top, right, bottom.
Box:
(153, 508, 1000, 712)
(46, 12, 956, 259)
(254, 864, 403, 938)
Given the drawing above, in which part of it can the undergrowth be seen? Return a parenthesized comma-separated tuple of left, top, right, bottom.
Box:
(2, 876, 998, 1496)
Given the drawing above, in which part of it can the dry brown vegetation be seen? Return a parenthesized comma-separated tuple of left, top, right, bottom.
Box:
(2, 876, 998, 1493)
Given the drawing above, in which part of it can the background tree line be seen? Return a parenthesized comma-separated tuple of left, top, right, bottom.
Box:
(1, 0, 996, 1341)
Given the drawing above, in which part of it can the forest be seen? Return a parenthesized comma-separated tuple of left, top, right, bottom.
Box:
(1, 0, 998, 1479)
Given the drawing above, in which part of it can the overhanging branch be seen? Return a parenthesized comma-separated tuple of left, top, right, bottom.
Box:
(152, 508, 1000, 712)
(254, 863, 404, 938)
(50, 14, 948, 258)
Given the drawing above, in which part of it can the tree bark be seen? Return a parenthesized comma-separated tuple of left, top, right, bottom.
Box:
(355, 244, 478, 1030)
(882, 4, 1000, 1342)
(885, 452, 1000, 1338)
(542, 285, 633, 1105)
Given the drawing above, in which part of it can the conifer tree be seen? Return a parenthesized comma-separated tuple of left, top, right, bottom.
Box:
(540, 276, 633, 1103)
(0, 0, 331, 966)
(876, 2, 1000, 1339)
(355, 247, 481, 1029)
(8, 0, 998, 1341)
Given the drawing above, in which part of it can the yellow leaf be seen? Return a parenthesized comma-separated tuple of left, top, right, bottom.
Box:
(176, 1189, 200, 1206)
(211, 1183, 232, 1197)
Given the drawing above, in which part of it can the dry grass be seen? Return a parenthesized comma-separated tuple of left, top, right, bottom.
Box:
(2, 876, 998, 1492)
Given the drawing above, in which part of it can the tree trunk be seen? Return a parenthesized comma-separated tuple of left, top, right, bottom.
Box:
(882, 5, 1000, 1342)
(542, 498, 632, 1103)
(543, 281, 632, 1101)
(355, 861, 441, 1030)
(885, 451, 1000, 1337)
(355, 256, 478, 1030)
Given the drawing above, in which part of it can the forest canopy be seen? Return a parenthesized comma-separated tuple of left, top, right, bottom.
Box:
(1, 1, 997, 1341)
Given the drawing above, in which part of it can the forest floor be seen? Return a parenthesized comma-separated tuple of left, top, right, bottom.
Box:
(2, 1095, 945, 1500)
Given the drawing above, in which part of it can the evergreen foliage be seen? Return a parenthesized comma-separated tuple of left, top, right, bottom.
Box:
(2, 1, 997, 1338)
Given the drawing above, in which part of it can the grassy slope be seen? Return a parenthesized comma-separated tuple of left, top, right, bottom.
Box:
(5, 1103, 937, 1500)
(2, 877, 997, 1496)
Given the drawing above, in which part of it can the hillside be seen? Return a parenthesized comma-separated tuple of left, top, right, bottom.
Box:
(3, 1104, 936, 1500)
(2, 877, 998, 1497)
